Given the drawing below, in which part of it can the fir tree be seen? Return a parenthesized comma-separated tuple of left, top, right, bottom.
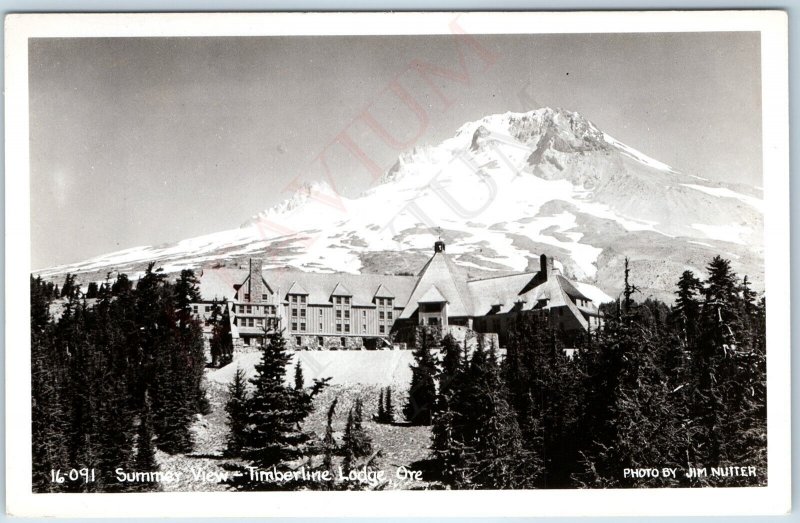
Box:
(321, 397, 339, 487)
(376, 388, 385, 422)
(404, 333, 437, 425)
(133, 393, 159, 492)
(225, 367, 249, 457)
(383, 386, 395, 424)
(294, 360, 305, 391)
(342, 398, 372, 473)
(226, 330, 318, 490)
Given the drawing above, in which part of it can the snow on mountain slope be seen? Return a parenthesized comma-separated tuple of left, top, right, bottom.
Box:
(37, 107, 764, 300)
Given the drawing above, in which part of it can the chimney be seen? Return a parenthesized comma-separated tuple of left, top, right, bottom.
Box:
(540, 254, 554, 279)
(434, 240, 446, 253)
(249, 258, 263, 302)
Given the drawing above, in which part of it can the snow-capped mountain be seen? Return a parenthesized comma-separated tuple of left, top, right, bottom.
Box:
(37, 107, 764, 301)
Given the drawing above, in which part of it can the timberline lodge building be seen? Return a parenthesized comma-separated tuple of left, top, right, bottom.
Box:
(191, 241, 604, 350)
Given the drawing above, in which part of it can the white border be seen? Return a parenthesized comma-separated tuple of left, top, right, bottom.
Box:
(4, 11, 790, 517)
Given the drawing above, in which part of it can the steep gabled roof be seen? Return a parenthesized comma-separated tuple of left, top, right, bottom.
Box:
(373, 284, 395, 299)
(400, 251, 472, 319)
(555, 274, 589, 301)
(466, 272, 538, 315)
(417, 285, 448, 304)
(286, 281, 309, 295)
(330, 282, 353, 297)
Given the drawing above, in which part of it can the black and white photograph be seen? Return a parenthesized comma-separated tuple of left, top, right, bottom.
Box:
(5, 11, 791, 517)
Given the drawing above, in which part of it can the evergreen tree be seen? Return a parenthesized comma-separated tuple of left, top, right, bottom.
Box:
(342, 398, 372, 473)
(225, 367, 249, 457)
(404, 333, 437, 425)
(209, 301, 233, 367)
(133, 393, 159, 492)
(85, 282, 99, 299)
(383, 386, 395, 423)
(456, 340, 525, 488)
(226, 330, 319, 490)
(376, 388, 385, 422)
(294, 360, 305, 391)
(321, 397, 339, 486)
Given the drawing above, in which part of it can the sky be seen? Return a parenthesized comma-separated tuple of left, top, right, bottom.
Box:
(29, 32, 762, 269)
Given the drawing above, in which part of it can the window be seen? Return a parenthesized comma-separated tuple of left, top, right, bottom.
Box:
(387, 311, 393, 320)
(336, 310, 342, 319)
(291, 295, 297, 303)
(300, 309, 306, 318)
(300, 323, 306, 332)
(319, 323, 323, 331)
(340, 337, 346, 346)
(246, 305, 252, 313)
(204, 305, 211, 312)
(344, 324, 350, 333)
(244, 293, 250, 301)
(256, 318, 262, 326)
(362, 324, 366, 333)
(318, 336, 324, 346)
(292, 322, 298, 331)
(300, 295, 306, 304)
(319, 309, 323, 316)
(262, 294, 269, 300)
(344, 297, 350, 305)
(387, 299, 393, 307)
(193, 305, 198, 313)
(335, 296, 341, 304)
(377, 298, 383, 306)
(292, 308, 298, 317)
(379, 311, 384, 320)
(336, 324, 342, 332)
(296, 336, 302, 345)
(362, 310, 366, 318)
(379, 325, 385, 334)
(344, 310, 350, 319)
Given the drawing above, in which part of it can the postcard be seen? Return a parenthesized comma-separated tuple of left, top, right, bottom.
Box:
(5, 10, 790, 517)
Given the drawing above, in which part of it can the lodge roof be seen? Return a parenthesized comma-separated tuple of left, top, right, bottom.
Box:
(197, 267, 416, 307)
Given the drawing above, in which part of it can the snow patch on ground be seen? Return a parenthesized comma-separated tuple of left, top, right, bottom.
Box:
(681, 184, 764, 212)
(691, 223, 748, 245)
(208, 350, 415, 387)
(603, 133, 677, 172)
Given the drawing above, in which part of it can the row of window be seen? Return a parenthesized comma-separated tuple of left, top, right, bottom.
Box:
(289, 308, 394, 320)
(236, 304, 277, 315)
(289, 294, 308, 304)
(242, 293, 271, 301)
(288, 322, 388, 335)
(239, 317, 275, 328)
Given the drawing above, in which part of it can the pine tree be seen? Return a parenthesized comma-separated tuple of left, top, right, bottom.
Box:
(431, 334, 466, 485)
(384, 386, 395, 423)
(294, 360, 305, 391)
(209, 301, 233, 367)
(134, 393, 159, 492)
(225, 367, 249, 457)
(85, 282, 99, 299)
(674, 270, 703, 345)
(404, 333, 437, 425)
(321, 397, 339, 486)
(226, 330, 318, 490)
(376, 388, 385, 422)
(457, 340, 525, 488)
(342, 398, 372, 473)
